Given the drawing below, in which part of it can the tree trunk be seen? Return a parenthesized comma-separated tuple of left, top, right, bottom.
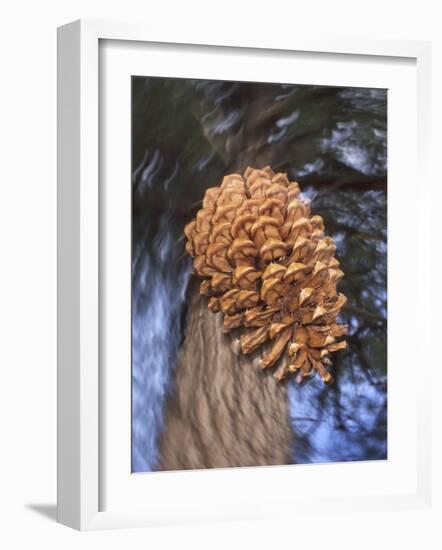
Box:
(157, 279, 294, 470)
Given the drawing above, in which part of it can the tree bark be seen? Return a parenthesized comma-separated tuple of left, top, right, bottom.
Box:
(157, 279, 294, 471)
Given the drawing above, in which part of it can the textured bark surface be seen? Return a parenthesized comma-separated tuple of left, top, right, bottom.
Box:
(157, 280, 294, 471)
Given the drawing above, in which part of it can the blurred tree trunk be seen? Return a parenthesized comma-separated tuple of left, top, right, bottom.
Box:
(157, 99, 294, 470)
(157, 279, 293, 470)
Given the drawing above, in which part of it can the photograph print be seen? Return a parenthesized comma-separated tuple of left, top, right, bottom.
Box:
(131, 76, 387, 473)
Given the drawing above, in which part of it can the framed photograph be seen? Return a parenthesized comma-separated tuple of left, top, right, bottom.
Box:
(57, 19, 432, 530)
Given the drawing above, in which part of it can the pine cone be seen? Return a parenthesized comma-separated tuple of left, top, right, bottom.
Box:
(184, 166, 347, 383)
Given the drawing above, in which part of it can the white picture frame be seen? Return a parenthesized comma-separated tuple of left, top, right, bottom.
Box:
(57, 19, 433, 531)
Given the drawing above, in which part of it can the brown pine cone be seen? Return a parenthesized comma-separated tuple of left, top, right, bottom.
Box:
(184, 166, 347, 383)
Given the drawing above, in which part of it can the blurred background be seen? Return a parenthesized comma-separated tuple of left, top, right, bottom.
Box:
(131, 77, 387, 472)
